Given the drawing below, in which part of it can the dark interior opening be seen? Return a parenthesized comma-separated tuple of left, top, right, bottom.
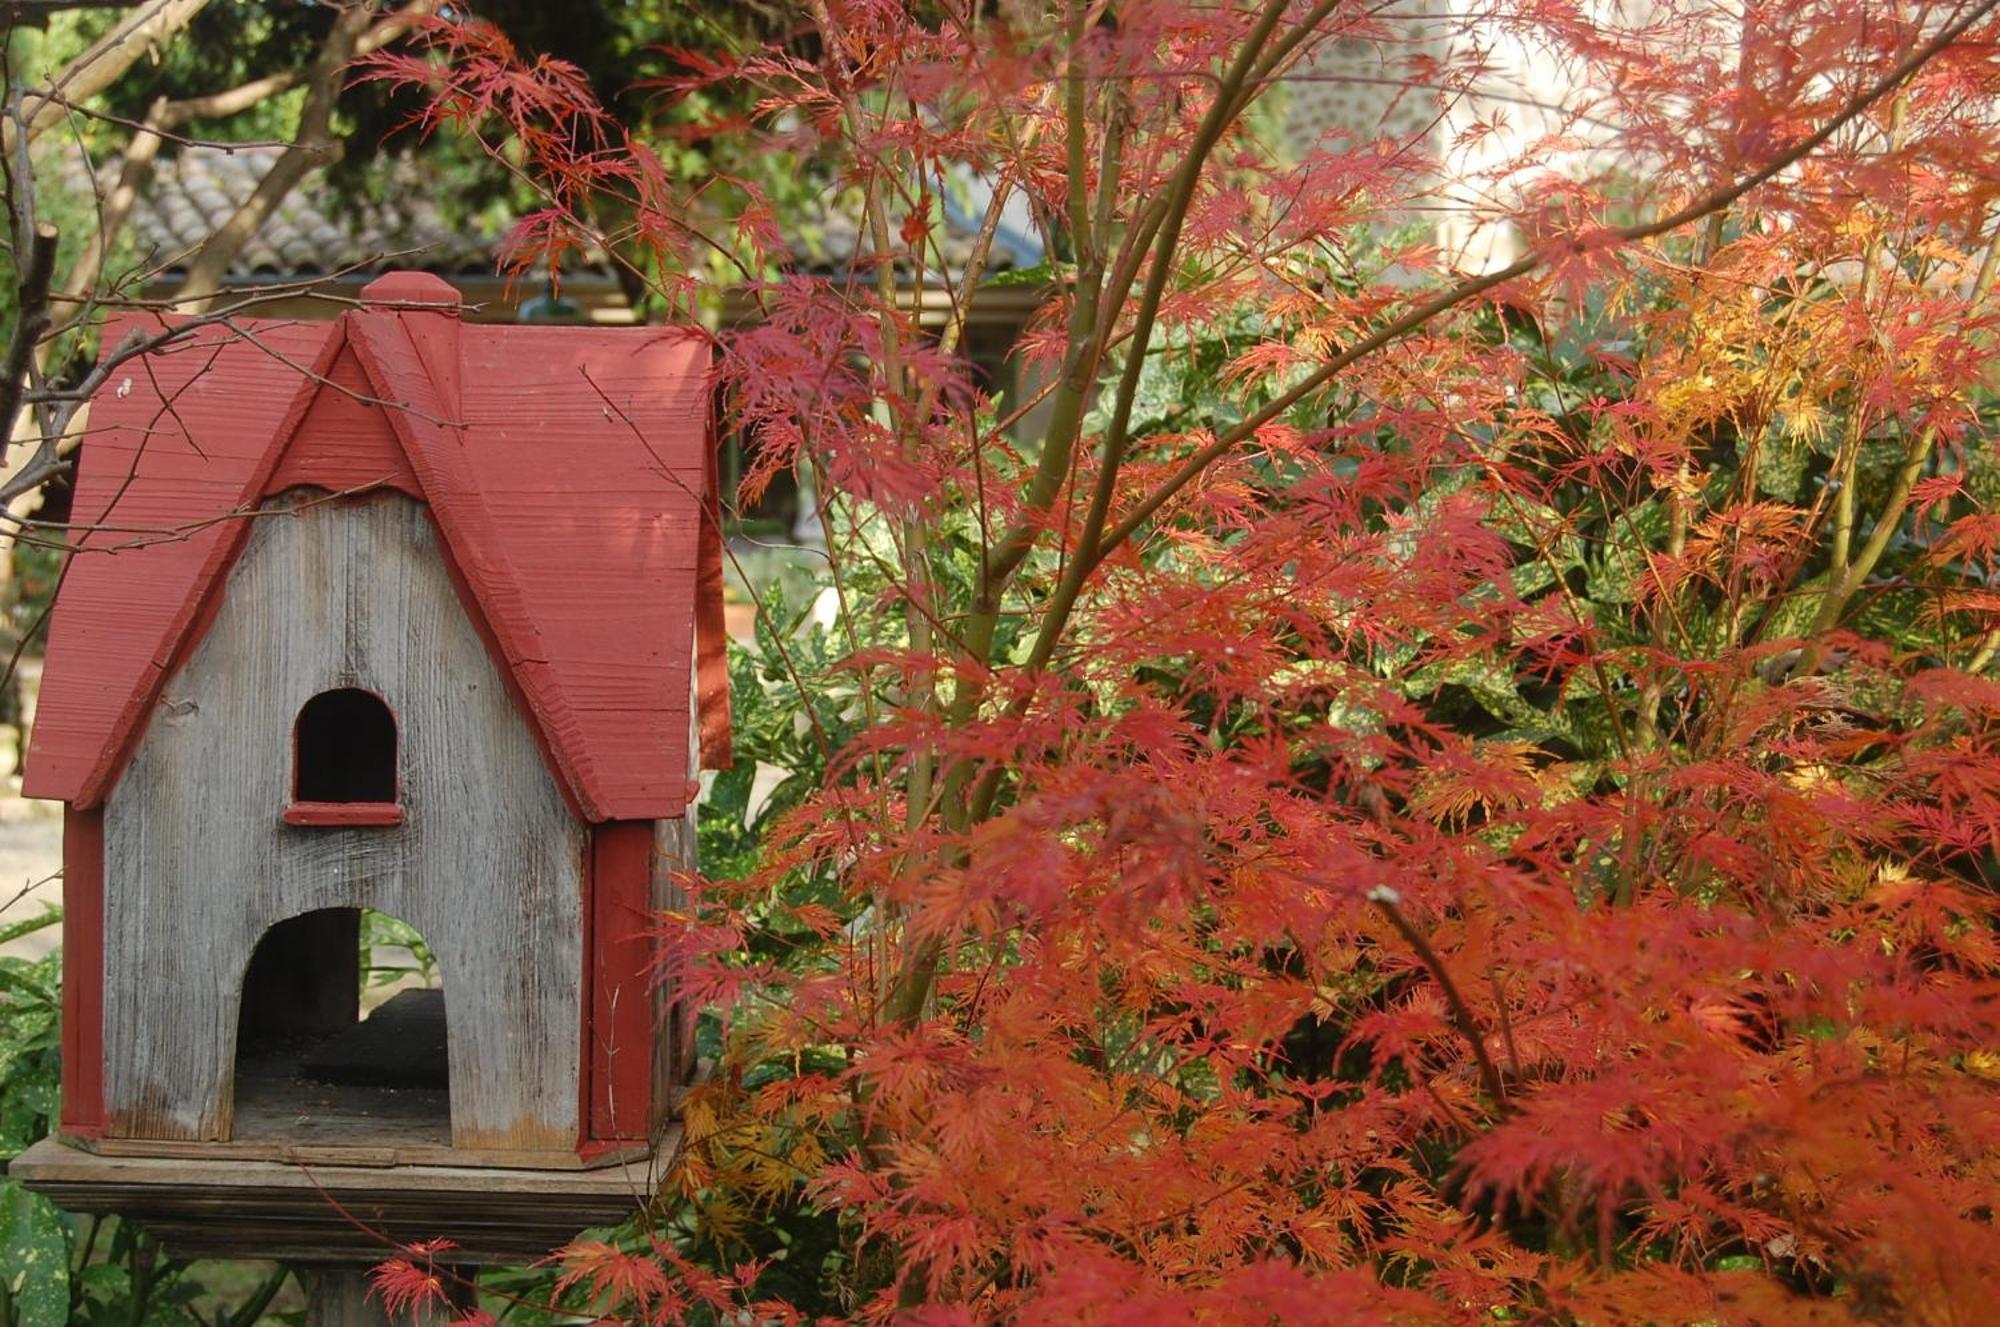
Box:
(231, 908, 449, 1148)
(293, 688, 397, 803)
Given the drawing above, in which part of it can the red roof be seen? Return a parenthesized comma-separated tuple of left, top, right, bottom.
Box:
(25, 272, 728, 822)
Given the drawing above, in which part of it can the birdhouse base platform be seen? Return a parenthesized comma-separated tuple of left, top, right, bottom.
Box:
(8, 1135, 674, 1264)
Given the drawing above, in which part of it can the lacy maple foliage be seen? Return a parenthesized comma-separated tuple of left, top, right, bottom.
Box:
(371, 1, 2000, 1321)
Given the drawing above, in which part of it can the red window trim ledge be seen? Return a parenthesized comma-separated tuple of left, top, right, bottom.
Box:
(283, 801, 405, 828)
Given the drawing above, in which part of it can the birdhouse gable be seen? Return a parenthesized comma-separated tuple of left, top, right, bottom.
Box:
(260, 328, 423, 500)
(25, 271, 729, 822)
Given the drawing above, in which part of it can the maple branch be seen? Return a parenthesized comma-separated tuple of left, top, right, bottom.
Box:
(1015, 0, 1348, 683)
(968, 0, 1335, 633)
(906, 0, 1334, 1025)
(1809, 424, 1934, 636)
(939, 13, 1132, 841)
(1064, 0, 1095, 274)
(1826, 412, 1864, 587)
(1076, 0, 1345, 403)
(1075, 0, 1298, 562)
(1967, 629, 1999, 673)
(1085, 0, 2000, 573)
(1369, 887, 1510, 1115)
(962, 87, 1115, 609)
(1810, 166, 2000, 640)
(1825, 93, 1911, 591)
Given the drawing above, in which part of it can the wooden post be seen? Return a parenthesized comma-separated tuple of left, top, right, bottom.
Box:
(301, 1266, 471, 1327)
(303, 1270, 394, 1327)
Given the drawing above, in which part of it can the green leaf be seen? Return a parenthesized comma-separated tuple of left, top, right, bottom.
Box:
(706, 761, 754, 828)
(0, 1179, 70, 1327)
(74, 1260, 132, 1326)
(1585, 499, 1670, 606)
(0, 965, 56, 1009)
(987, 260, 1064, 288)
(1750, 572, 1831, 646)
(1756, 431, 1812, 501)
(0, 909, 59, 950)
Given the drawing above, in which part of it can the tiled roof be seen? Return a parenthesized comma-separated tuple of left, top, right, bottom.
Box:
(62, 143, 1043, 286)
(68, 144, 505, 279)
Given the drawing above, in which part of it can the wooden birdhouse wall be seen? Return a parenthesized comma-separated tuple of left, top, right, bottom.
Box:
(102, 492, 586, 1155)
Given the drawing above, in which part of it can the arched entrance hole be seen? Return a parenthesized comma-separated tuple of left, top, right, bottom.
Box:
(293, 688, 397, 803)
(284, 688, 403, 827)
(231, 908, 450, 1147)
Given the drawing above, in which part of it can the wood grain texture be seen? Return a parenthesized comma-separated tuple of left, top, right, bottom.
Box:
(11, 1136, 667, 1264)
(78, 1133, 649, 1172)
(303, 1265, 474, 1327)
(102, 493, 585, 1154)
(654, 645, 703, 1100)
(28, 285, 722, 823)
(302, 1270, 397, 1327)
(653, 813, 700, 1106)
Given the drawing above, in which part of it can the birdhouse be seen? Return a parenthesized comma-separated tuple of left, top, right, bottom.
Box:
(13, 272, 728, 1261)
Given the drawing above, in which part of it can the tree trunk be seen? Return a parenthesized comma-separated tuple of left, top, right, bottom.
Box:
(172, 2, 381, 310)
(4, 0, 210, 155)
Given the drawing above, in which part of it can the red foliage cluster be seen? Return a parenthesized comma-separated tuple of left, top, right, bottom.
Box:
(372, 1, 2000, 1321)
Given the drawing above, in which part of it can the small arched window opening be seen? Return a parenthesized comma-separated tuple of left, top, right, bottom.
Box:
(285, 688, 402, 826)
(232, 908, 450, 1148)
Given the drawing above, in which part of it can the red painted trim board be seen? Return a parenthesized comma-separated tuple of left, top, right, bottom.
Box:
(585, 820, 657, 1144)
(281, 801, 405, 827)
(577, 824, 595, 1152)
(697, 365, 732, 771)
(58, 806, 105, 1137)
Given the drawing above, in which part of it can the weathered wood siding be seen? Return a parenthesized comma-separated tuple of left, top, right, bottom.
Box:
(653, 652, 702, 1106)
(102, 491, 585, 1152)
(652, 812, 698, 1119)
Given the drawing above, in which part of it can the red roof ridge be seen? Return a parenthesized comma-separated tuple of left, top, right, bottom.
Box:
(358, 271, 464, 311)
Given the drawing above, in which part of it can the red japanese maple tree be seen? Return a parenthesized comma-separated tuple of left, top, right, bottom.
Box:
(373, 1, 2000, 1321)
